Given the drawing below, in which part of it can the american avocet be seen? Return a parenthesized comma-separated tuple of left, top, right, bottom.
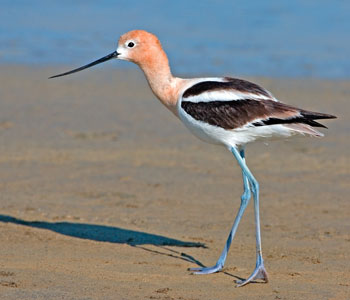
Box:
(50, 30, 336, 287)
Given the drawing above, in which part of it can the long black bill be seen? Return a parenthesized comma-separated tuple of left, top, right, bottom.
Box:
(49, 51, 119, 79)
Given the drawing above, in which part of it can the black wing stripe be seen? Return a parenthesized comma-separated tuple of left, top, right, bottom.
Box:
(253, 117, 327, 128)
(183, 78, 270, 98)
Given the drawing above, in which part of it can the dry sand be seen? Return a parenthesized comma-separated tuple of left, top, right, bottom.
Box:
(0, 66, 349, 299)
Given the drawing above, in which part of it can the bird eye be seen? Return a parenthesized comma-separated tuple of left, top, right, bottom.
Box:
(127, 42, 135, 48)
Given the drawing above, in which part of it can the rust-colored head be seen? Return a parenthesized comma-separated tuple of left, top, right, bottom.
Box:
(48, 29, 180, 114)
(117, 30, 167, 68)
(49, 30, 169, 80)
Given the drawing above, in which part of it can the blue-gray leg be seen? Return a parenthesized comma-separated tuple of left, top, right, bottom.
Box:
(189, 148, 252, 276)
(231, 147, 268, 287)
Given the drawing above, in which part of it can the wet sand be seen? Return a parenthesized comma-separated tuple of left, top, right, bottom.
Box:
(0, 66, 349, 299)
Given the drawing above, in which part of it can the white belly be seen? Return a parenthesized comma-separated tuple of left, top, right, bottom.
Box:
(178, 108, 228, 145)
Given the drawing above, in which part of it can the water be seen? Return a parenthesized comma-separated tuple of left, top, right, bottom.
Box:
(1, 0, 349, 78)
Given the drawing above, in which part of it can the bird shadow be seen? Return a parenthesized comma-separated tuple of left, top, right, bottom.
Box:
(0, 214, 246, 282)
(0, 214, 204, 248)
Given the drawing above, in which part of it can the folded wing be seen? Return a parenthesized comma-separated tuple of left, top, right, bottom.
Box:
(181, 78, 336, 136)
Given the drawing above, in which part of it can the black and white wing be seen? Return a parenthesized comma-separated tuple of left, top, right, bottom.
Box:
(178, 77, 336, 143)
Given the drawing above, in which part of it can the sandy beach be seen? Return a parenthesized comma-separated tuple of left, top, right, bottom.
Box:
(0, 65, 349, 299)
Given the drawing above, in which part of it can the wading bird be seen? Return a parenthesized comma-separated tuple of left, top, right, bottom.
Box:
(50, 30, 336, 287)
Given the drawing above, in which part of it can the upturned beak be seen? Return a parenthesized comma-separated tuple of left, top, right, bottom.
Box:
(49, 51, 119, 79)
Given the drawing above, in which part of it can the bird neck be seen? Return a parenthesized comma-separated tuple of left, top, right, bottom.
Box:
(137, 50, 184, 116)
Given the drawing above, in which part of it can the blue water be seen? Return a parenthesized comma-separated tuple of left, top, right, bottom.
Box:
(1, 0, 349, 78)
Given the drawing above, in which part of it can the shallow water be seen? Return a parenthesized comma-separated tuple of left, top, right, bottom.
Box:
(1, 0, 349, 78)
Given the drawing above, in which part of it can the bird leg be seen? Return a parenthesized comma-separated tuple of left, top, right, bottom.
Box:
(230, 147, 268, 287)
(189, 148, 251, 275)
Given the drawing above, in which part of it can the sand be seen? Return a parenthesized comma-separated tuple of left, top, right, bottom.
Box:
(0, 65, 349, 299)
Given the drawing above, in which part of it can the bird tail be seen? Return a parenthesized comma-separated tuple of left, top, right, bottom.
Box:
(285, 110, 336, 137)
(299, 110, 337, 127)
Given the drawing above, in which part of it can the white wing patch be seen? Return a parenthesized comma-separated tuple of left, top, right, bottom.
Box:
(184, 90, 272, 103)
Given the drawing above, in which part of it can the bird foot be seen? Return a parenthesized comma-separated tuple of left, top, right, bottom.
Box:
(188, 263, 223, 275)
(235, 263, 268, 287)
